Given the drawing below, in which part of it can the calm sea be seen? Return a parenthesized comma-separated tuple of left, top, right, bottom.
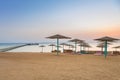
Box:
(0, 42, 117, 52)
(0, 43, 63, 52)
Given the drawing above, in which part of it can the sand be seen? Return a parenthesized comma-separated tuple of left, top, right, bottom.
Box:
(0, 52, 120, 80)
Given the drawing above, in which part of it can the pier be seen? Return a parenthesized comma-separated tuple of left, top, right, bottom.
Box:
(0, 43, 39, 52)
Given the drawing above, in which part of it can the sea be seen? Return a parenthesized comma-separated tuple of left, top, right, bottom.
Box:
(0, 43, 68, 52)
(0, 42, 118, 52)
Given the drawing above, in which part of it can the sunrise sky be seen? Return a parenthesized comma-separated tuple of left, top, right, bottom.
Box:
(0, 0, 120, 43)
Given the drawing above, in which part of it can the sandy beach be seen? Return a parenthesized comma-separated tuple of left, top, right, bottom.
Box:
(0, 52, 120, 80)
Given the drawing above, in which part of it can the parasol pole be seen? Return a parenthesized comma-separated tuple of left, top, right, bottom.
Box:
(101, 46, 104, 54)
(42, 47, 43, 53)
(104, 41, 108, 58)
(75, 42, 77, 53)
(57, 38, 59, 55)
(63, 45, 64, 53)
(80, 45, 82, 53)
(52, 46, 53, 51)
(83, 46, 85, 54)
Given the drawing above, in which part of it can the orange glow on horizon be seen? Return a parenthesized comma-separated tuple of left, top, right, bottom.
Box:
(68, 25, 120, 39)
(99, 25, 120, 37)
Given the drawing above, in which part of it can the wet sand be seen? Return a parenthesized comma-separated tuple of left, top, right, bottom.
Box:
(0, 52, 120, 80)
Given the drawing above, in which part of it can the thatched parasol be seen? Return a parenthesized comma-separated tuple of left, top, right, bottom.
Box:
(97, 42, 111, 47)
(39, 45, 45, 53)
(94, 36, 119, 58)
(113, 46, 120, 48)
(67, 44, 74, 49)
(60, 43, 68, 53)
(97, 42, 111, 52)
(49, 44, 56, 52)
(69, 39, 83, 53)
(85, 44, 91, 48)
(69, 45, 74, 50)
(83, 43, 91, 52)
(113, 46, 120, 51)
(78, 41, 87, 53)
(64, 44, 74, 50)
(95, 36, 119, 42)
(78, 42, 91, 54)
(46, 34, 71, 55)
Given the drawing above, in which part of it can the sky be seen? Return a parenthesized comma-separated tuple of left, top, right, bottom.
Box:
(0, 0, 120, 43)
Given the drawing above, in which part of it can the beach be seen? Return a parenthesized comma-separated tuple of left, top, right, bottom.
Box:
(0, 52, 120, 80)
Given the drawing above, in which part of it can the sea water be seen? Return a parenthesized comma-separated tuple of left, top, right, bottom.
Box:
(0, 42, 117, 52)
(0, 43, 80, 52)
(0, 43, 63, 52)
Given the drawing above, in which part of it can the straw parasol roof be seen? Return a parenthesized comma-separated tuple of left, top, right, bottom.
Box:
(39, 45, 45, 53)
(84, 44, 91, 48)
(69, 44, 74, 48)
(97, 44, 104, 47)
(46, 34, 71, 39)
(55, 45, 62, 48)
(86, 44, 91, 47)
(49, 44, 56, 52)
(113, 46, 120, 51)
(46, 34, 71, 55)
(79, 42, 88, 46)
(113, 46, 120, 48)
(60, 43, 68, 46)
(49, 44, 56, 46)
(39, 45, 45, 47)
(97, 42, 111, 47)
(69, 39, 83, 43)
(66, 44, 74, 49)
(66, 44, 74, 47)
(94, 36, 119, 42)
